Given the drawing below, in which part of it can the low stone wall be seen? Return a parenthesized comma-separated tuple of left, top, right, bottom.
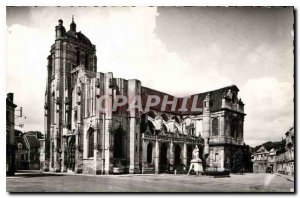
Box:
(29, 162, 40, 170)
(83, 159, 94, 174)
(83, 158, 105, 174)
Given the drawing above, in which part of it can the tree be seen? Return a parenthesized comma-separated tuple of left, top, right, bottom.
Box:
(232, 149, 243, 173)
(243, 145, 253, 172)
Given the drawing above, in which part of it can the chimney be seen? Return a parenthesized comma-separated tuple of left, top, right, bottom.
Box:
(7, 93, 14, 102)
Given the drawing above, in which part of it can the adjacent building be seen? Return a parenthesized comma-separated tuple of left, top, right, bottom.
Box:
(15, 130, 29, 170)
(252, 146, 276, 173)
(43, 18, 247, 175)
(276, 127, 294, 176)
(15, 130, 42, 170)
(6, 93, 17, 175)
(253, 127, 294, 176)
(24, 134, 41, 169)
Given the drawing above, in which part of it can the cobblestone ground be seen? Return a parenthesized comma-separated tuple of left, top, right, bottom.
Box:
(6, 171, 294, 192)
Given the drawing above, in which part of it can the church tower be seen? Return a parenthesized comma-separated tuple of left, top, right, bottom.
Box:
(44, 18, 97, 172)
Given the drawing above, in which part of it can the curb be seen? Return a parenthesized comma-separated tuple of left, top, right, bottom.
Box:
(275, 173, 294, 182)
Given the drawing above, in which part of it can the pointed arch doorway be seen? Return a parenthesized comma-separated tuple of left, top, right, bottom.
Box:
(113, 128, 125, 159)
(174, 144, 182, 168)
(147, 143, 153, 164)
(159, 143, 168, 173)
(67, 135, 75, 172)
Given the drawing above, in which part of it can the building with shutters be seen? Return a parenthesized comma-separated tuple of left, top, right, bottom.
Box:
(15, 130, 42, 170)
(276, 127, 294, 176)
(252, 146, 277, 173)
(43, 18, 247, 175)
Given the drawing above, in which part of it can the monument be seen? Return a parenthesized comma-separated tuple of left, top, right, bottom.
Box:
(188, 145, 204, 175)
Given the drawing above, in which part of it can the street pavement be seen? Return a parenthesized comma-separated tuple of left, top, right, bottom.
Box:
(6, 170, 294, 192)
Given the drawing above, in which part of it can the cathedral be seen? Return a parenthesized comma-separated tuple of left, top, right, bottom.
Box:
(43, 18, 246, 175)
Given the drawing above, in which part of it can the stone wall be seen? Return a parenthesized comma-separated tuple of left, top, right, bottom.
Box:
(83, 159, 94, 174)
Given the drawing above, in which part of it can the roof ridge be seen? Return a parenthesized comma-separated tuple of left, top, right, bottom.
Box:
(142, 84, 238, 99)
(186, 84, 238, 98)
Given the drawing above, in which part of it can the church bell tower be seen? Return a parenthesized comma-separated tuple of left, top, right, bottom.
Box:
(43, 17, 97, 172)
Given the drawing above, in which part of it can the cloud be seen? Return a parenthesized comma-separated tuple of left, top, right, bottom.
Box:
(240, 77, 294, 146)
(6, 24, 50, 132)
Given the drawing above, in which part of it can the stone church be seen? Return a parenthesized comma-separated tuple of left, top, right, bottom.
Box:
(43, 18, 246, 175)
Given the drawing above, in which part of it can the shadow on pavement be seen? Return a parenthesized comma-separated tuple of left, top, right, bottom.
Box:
(7, 170, 65, 178)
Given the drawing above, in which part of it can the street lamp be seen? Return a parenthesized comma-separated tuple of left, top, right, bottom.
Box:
(17, 143, 23, 170)
(76, 122, 82, 151)
(95, 118, 100, 149)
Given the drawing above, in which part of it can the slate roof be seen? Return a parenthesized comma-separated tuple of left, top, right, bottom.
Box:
(24, 135, 40, 148)
(25, 131, 44, 139)
(66, 30, 92, 45)
(141, 86, 181, 114)
(183, 85, 240, 114)
(141, 85, 240, 115)
(15, 136, 28, 150)
(15, 129, 23, 137)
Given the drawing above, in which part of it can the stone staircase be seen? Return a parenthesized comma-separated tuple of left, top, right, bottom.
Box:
(142, 165, 155, 174)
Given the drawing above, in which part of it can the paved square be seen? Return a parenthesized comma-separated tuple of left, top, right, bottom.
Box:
(6, 171, 294, 192)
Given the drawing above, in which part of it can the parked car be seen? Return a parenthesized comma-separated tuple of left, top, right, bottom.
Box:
(166, 164, 188, 174)
(266, 167, 272, 173)
(205, 167, 230, 176)
(112, 159, 128, 174)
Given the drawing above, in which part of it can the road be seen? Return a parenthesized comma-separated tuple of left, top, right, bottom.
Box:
(6, 171, 294, 192)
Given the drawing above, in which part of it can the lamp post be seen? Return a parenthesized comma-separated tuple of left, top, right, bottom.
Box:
(17, 143, 23, 170)
(76, 84, 82, 152)
(98, 112, 106, 174)
(76, 122, 82, 151)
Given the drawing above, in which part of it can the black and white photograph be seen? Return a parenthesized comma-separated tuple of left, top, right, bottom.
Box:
(5, 6, 295, 193)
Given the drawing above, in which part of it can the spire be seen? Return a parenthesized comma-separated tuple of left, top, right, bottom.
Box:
(70, 15, 76, 32)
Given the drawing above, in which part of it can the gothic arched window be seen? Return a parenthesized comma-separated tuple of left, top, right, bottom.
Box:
(51, 93, 55, 124)
(147, 143, 153, 164)
(88, 129, 94, 158)
(212, 118, 219, 136)
(238, 120, 243, 139)
(231, 119, 237, 138)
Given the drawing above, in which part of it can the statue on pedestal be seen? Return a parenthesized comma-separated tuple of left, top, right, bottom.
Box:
(192, 145, 199, 160)
(188, 145, 203, 176)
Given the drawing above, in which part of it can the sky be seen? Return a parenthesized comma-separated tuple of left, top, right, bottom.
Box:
(5, 6, 294, 146)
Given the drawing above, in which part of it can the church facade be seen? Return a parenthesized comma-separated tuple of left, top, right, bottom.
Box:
(43, 18, 246, 175)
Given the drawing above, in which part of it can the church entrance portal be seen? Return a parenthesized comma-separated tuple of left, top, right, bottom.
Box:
(147, 143, 153, 164)
(112, 128, 128, 173)
(67, 135, 75, 172)
(113, 128, 124, 159)
(174, 145, 182, 168)
(159, 143, 168, 173)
